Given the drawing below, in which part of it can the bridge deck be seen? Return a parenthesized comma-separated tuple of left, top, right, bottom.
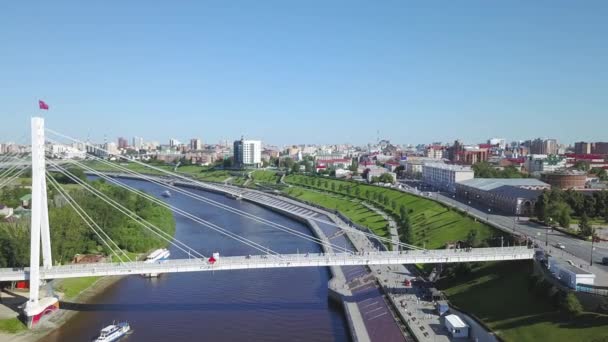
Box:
(0, 247, 533, 281)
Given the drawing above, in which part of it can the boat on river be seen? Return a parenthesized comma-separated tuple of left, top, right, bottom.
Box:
(226, 192, 242, 200)
(161, 190, 171, 198)
(142, 248, 171, 278)
(94, 322, 131, 342)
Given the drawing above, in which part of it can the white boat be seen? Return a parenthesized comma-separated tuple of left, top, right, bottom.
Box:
(161, 190, 171, 198)
(94, 322, 130, 342)
(226, 193, 242, 200)
(142, 248, 171, 277)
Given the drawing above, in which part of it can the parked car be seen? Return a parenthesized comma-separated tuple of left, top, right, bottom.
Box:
(602, 257, 608, 265)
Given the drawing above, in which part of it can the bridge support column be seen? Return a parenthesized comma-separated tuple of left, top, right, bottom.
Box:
(23, 117, 58, 328)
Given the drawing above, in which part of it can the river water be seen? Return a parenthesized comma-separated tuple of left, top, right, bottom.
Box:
(44, 178, 350, 342)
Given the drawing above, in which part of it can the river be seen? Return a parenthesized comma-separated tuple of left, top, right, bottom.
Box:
(44, 178, 350, 341)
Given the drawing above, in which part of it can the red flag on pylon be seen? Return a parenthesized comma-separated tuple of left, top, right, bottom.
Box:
(39, 100, 49, 110)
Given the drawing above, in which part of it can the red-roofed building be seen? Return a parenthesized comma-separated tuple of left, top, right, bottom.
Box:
(565, 153, 608, 168)
(384, 161, 401, 172)
(315, 158, 352, 172)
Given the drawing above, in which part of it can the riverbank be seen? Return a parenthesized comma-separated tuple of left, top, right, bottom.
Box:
(0, 274, 124, 342)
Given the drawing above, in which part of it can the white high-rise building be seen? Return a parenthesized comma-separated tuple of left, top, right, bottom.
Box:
(133, 136, 144, 150)
(233, 138, 262, 168)
(422, 163, 474, 193)
(190, 138, 202, 151)
(488, 138, 507, 149)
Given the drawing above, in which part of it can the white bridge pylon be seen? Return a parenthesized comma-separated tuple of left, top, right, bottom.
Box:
(24, 117, 58, 327)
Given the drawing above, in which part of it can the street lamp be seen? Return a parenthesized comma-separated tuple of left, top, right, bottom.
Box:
(590, 230, 596, 266)
(487, 208, 491, 221)
(546, 217, 552, 247)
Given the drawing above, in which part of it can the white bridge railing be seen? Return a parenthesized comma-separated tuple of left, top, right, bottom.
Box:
(0, 247, 533, 281)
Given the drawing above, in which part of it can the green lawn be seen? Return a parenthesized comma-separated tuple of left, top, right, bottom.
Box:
(571, 216, 608, 226)
(83, 160, 174, 175)
(190, 170, 231, 182)
(284, 187, 390, 240)
(437, 261, 608, 342)
(56, 276, 100, 299)
(285, 175, 497, 248)
(251, 170, 280, 184)
(0, 318, 26, 334)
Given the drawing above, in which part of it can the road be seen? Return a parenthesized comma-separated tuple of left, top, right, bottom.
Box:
(397, 179, 608, 283)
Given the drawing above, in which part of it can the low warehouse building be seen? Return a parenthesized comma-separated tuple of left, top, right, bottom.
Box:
(548, 257, 596, 290)
(455, 178, 550, 216)
(444, 314, 469, 338)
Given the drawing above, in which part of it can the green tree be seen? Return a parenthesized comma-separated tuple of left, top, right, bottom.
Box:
(573, 160, 591, 172)
(330, 182, 336, 192)
(399, 205, 407, 219)
(291, 163, 300, 174)
(535, 191, 549, 222)
(579, 213, 593, 237)
(547, 201, 571, 228)
(466, 229, 479, 247)
(560, 292, 583, 317)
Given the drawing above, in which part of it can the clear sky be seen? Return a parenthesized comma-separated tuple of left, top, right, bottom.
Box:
(1, 1, 607, 146)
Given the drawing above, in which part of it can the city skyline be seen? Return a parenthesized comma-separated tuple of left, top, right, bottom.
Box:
(2, 1, 607, 145)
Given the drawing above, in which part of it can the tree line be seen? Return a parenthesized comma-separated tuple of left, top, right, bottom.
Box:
(472, 161, 527, 178)
(535, 188, 608, 237)
(0, 177, 175, 267)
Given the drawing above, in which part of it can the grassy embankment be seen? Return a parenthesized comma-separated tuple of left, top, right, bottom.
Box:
(83, 160, 254, 184)
(251, 170, 280, 184)
(284, 174, 496, 248)
(0, 318, 26, 333)
(437, 261, 608, 342)
(284, 187, 390, 239)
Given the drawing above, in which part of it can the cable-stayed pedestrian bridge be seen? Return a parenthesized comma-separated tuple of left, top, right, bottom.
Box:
(1, 117, 535, 328)
(0, 247, 533, 281)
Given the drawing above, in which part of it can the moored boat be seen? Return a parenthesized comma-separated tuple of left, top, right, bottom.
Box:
(142, 248, 171, 278)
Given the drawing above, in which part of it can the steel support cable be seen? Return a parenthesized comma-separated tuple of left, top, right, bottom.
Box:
(0, 155, 27, 181)
(72, 146, 420, 252)
(0, 154, 26, 172)
(70, 156, 354, 254)
(46, 130, 420, 251)
(46, 173, 127, 263)
(47, 171, 131, 262)
(48, 160, 279, 258)
(0, 168, 27, 190)
(45, 160, 205, 259)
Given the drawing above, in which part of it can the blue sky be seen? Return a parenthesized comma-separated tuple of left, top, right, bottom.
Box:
(1, 1, 607, 146)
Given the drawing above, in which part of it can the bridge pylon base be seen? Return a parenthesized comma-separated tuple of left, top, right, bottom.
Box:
(23, 297, 59, 328)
